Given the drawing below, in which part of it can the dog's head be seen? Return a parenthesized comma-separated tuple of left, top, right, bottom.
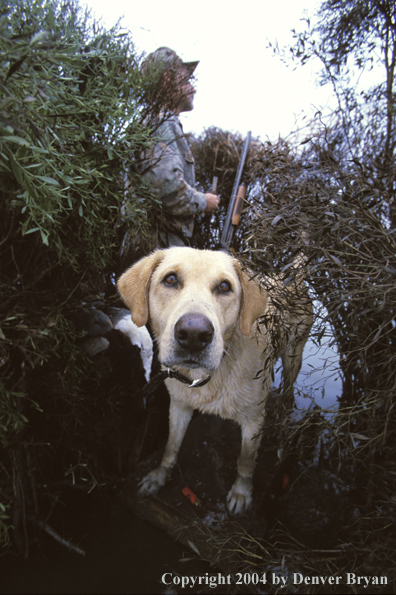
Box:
(117, 247, 267, 373)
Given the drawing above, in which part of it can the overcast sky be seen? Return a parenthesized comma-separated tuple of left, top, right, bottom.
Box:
(83, 0, 334, 141)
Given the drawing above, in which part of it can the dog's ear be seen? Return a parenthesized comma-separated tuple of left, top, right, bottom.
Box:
(117, 250, 165, 327)
(235, 264, 267, 336)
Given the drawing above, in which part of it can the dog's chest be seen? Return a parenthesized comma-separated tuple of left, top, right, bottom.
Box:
(166, 356, 272, 424)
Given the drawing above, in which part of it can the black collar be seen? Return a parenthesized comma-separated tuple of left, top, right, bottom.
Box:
(140, 368, 211, 409)
(165, 367, 211, 388)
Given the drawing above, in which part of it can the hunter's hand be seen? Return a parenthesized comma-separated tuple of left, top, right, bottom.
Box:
(205, 193, 220, 214)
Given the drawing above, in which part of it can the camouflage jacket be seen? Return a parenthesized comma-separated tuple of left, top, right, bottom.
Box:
(143, 115, 207, 244)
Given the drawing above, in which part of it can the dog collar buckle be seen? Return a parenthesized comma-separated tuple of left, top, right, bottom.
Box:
(187, 376, 211, 388)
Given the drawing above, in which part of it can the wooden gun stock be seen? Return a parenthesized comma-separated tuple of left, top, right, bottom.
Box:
(231, 183, 246, 226)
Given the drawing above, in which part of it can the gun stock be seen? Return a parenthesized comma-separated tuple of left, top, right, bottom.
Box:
(231, 183, 246, 226)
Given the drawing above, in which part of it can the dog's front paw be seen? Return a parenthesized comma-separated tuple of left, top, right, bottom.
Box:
(227, 475, 253, 516)
(138, 466, 171, 496)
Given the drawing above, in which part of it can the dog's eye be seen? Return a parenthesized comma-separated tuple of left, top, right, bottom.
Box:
(163, 273, 178, 287)
(218, 281, 231, 293)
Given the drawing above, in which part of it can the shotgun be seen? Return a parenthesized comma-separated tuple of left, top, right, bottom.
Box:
(220, 131, 251, 248)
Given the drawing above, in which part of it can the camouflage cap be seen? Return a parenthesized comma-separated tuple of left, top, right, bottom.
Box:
(141, 47, 199, 77)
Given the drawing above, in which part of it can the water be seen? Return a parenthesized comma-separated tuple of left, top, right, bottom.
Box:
(274, 324, 343, 411)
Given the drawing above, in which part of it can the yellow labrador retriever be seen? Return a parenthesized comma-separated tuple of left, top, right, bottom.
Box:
(118, 247, 312, 515)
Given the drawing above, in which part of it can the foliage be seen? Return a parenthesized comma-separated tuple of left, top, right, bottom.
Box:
(241, 0, 395, 588)
(0, 1, 154, 267)
(260, 0, 396, 404)
(271, 0, 396, 221)
(0, 500, 10, 548)
(0, 0, 157, 551)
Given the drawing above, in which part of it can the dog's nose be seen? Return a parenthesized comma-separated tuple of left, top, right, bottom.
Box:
(174, 314, 214, 352)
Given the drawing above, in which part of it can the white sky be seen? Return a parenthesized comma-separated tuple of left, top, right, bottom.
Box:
(83, 0, 333, 141)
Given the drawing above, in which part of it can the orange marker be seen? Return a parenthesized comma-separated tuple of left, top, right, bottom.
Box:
(182, 486, 202, 506)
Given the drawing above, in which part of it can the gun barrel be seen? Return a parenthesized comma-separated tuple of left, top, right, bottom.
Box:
(221, 131, 251, 247)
